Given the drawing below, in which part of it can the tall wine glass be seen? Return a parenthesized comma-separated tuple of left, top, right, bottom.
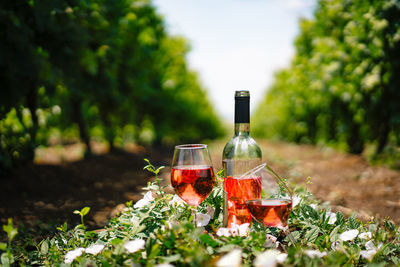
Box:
(170, 144, 215, 220)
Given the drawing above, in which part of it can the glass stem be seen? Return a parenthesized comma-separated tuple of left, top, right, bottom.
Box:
(192, 206, 197, 227)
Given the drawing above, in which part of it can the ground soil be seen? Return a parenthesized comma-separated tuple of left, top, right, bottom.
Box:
(1, 140, 399, 242)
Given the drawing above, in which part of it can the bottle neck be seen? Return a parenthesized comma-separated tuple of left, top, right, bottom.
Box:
(234, 123, 250, 136)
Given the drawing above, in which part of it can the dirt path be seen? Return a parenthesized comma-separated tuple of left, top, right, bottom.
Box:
(0, 144, 172, 241)
(1, 140, 399, 242)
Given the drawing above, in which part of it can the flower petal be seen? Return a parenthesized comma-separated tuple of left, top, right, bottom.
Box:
(365, 240, 375, 251)
(207, 206, 215, 218)
(85, 244, 104, 255)
(216, 228, 231, 237)
(305, 249, 327, 258)
(360, 249, 377, 261)
(64, 248, 85, 263)
(238, 223, 250, 236)
(292, 195, 301, 208)
(134, 192, 154, 208)
(265, 234, 278, 247)
(144, 191, 154, 201)
(339, 229, 359, 241)
(124, 239, 145, 253)
(216, 249, 242, 267)
(254, 249, 284, 267)
(169, 195, 185, 207)
(276, 253, 288, 263)
(326, 212, 337, 225)
(196, 213, 211, 227)
(359, 232, 372, 240)
(331, 241, 340, 251)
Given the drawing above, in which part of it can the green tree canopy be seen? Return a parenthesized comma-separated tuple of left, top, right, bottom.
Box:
(254, 0, 400, 155)
(0, 0, 223, 172)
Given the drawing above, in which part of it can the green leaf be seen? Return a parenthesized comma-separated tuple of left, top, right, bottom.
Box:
(329, 225, 341, 243)
(303, 205, 319, 221)
(80, 207, 90, 216)
(1, 251, 13, 266)
(200, 234, 219, 247)
(385, 220, 396, 231)
(0, 242, 7, 251)
(336, 212, 345, 225)
(161, 254, 181, 263)
(391, 256, 400, 265)
(148, 243, 161, 259)
(348, 217, 360, 229)
(40, 240, 49, 255)
(2, 219, 17, 243)
(305, 225, 320, 243)
(110, 238, 123, 246)
(369, 223, 378, 233)
(1, 252, 10, 266)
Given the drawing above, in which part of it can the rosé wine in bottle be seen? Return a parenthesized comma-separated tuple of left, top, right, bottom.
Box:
(223, 176, 261, 226)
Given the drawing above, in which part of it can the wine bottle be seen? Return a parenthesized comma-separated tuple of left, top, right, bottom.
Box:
(222, 90, 262, 227)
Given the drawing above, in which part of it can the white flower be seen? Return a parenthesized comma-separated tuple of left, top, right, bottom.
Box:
(124, 239, 145, 253)
(64, 248, 85, 263)
(216, 223, 250, 237)
(305, 249, 327, 258)
(360, 240, 382, 261)
(365, 240, 382, 251)
(365, 240, 375, 251)
(230, 223, 250, 237)
(276, 253, 288, 263)
(216, 249, 242, 267)
(161, 221, 173, 231)
(292, 196, 301, 208)
(360, 249, 376, 261)
(331, 241, 340, 251)
(265, 234, 278, 248)
(134, 191, 154, 208)
(359, 232, 372, 240)
(206, 206, 215, 218)
(326, 212, 337, 225)
(254, 249, 287, 267)
(52, 105, 61, 115)
(216, 228, 231, 237)
(339, 229, 359, 241)
(310, 204, 317, 210)
(196, 213, 211, 227)
(85, 244, 104, 255)
(169, 195, 185, 207)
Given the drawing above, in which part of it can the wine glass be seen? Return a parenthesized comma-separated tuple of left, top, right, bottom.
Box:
(170, 144, 215, 218)
(238, 163, 295, 242)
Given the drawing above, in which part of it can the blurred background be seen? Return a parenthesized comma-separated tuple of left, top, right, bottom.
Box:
(1, 0, 400, 239)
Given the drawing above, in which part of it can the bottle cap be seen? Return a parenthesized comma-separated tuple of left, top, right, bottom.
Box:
(235, 90, 250, 98)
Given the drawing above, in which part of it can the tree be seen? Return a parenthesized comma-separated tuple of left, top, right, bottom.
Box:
(254, 0, 400, 155)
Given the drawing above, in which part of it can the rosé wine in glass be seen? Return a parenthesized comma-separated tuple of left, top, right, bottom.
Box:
(171, 165, 214, 206)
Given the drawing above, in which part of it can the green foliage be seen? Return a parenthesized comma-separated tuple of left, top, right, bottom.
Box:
(0, 0, 223, 172)
(254, 0, 400, 157)
(73, 207, 91, 228)
(5, 161, 400, 266)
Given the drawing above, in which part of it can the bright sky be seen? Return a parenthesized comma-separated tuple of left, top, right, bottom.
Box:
(153, 0, 315, 121)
